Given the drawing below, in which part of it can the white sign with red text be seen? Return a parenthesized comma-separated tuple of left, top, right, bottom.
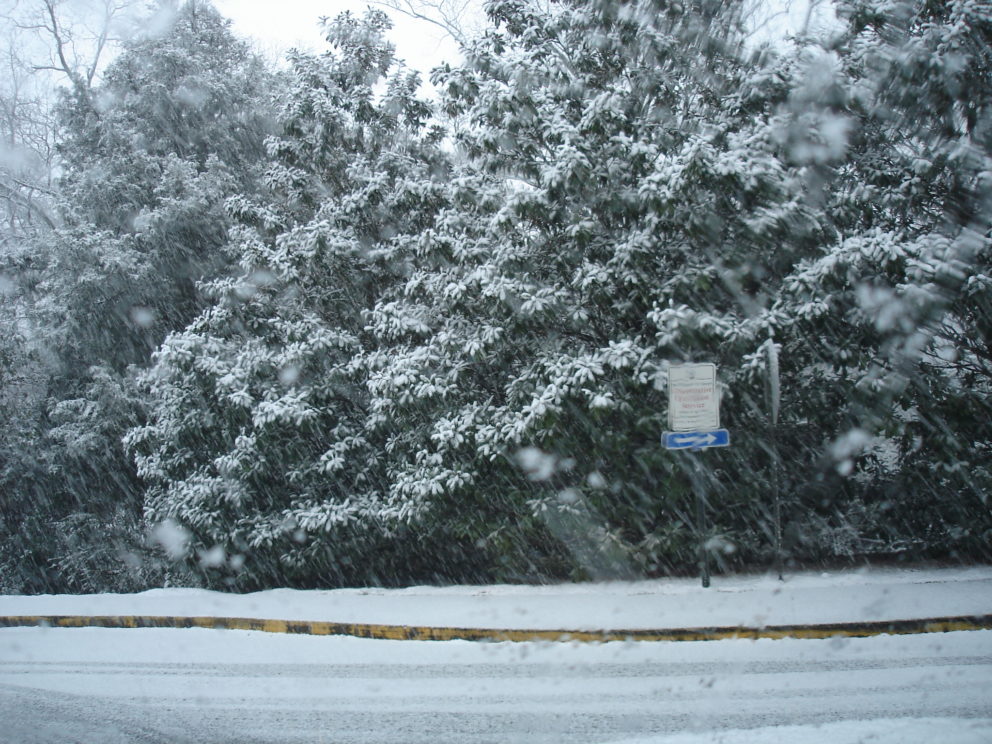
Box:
(667, 363, 720, 432)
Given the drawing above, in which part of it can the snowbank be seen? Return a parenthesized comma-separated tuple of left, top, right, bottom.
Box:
(2, 565, 990, 630)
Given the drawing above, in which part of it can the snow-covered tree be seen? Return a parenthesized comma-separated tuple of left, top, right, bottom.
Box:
(360, 0, 838, 578)
(766, 0, 992, 559)
(0, 1, 276, 592)
(127, 9, 451, 588)
(48, 0, 272, 367)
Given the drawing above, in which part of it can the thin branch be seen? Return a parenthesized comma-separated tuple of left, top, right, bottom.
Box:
(44, 0, 84, 90)
(34, 0, 99, 114)
(0, 180, 56, 228)
(9, 176, 56, 197)
(9, 21, 50, 32)
(30, 63, 69, 74)
(371, 0, 479, 48)
(86, 0, 126, 86)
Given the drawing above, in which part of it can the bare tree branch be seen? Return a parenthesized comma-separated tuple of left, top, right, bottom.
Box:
(0, 181, 56, 228)
(8, 176, 55, 197)
(42, 0, 93, 102)
(741, 0, 835, 43)
(0, 0, 144, 235)
(371, 0, 484, 48)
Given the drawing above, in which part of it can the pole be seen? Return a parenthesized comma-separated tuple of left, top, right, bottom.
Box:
(765, 339, 783, 581)
(697, 477, 710, 589)
(685, 450, 710, 588)
(772, 425, 783, 581)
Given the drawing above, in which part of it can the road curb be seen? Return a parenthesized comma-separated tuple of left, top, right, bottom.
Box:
(1, 614, 990, 642)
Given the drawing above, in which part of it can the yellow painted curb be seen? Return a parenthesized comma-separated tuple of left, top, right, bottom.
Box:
(0, 614, 989, 642)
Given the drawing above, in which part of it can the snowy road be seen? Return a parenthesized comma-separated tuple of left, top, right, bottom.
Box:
(2, 568, 991, 742)
(1, 627, 990, 743)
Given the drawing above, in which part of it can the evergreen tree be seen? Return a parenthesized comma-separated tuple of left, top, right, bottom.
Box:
(363, 0, 835, 579)
(49, 0, 272, 372)
(1, 0, 276, 592)
(767, 0, 992, 560)
(127, 9, 450, 588)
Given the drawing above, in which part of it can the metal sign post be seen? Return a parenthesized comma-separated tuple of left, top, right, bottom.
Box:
(663, 363, 730, 589)
(765, 340, 784, 582)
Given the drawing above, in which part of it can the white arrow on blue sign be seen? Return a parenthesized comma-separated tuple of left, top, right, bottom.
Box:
(662, 429, 730, 450)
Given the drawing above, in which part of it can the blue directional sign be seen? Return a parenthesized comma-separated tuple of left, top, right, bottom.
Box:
(662, 429, 730, 450)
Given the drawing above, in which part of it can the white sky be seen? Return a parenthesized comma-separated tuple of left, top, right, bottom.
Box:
(212, 1, 836, 68)
(212, 0, 467, 77)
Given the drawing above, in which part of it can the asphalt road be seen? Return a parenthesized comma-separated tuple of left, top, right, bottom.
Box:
(0, 628, 990, 743)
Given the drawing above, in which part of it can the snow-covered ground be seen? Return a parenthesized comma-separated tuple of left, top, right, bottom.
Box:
(1, 566, 990, 743)
(3, 564, 991, 631)
(1, 625, 989, 743)
(618, 718, 992, 744)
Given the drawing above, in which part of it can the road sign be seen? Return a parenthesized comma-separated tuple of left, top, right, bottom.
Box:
(668, 363, 720, 432)
(662, 429, 730, 450)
